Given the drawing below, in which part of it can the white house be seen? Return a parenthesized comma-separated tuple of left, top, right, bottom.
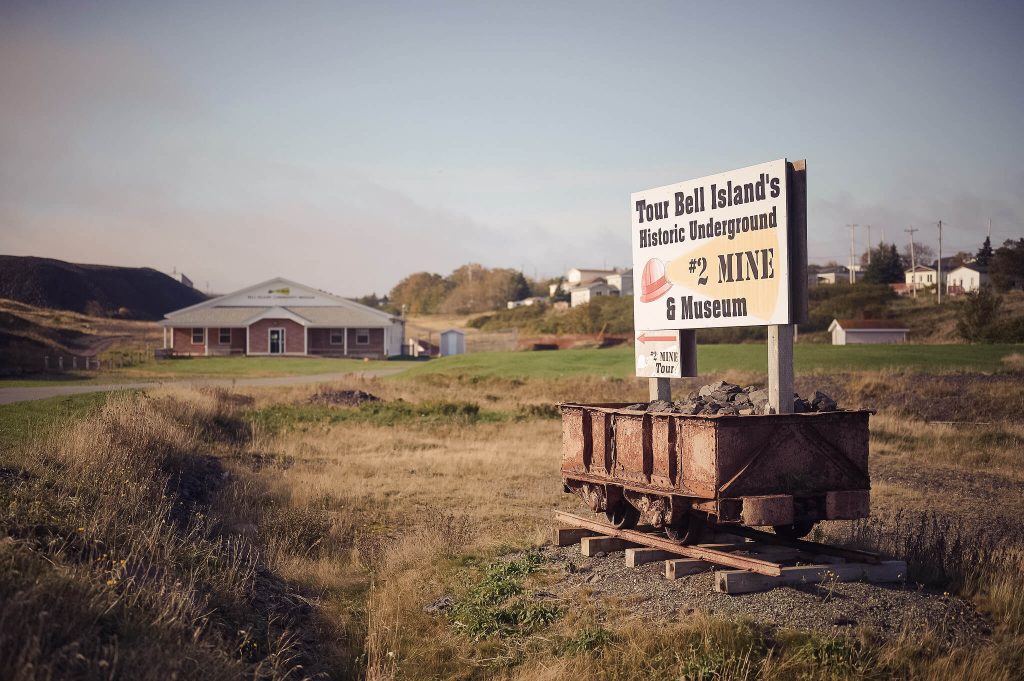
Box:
(946, 264, 989, 295)
(553, 267, 634, 307)
(814, 265, 862, 285)
(605, 269, 634, 297)
(905, 265, 937, 288)
(828, 319, 908, 345)
(439, 329, 465, 357)
(569, 279, 614, 307)
(507, 296, 546, 309)
(549, 268, 615, 296)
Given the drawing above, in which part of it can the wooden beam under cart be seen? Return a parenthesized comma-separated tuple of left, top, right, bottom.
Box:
(715, 561, 907, 595)
(554, 511, 783, 577)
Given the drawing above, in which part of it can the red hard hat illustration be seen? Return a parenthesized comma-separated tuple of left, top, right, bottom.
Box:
(640, 258, 672, 302)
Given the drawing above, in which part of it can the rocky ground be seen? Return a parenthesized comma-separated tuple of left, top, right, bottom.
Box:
(535, 541, 990, 645)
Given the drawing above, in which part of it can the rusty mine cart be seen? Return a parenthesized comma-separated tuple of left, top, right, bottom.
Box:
(560, 403, 871, 544)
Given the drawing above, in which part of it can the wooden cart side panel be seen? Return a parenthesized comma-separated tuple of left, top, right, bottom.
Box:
(650, 416, 675, 488)
(679, 419, 718, 499)
(590, 410, 611, 476)
(714, 413, 870, 497)
(560, 407, 588, 475)
(613, 414, 651, 484)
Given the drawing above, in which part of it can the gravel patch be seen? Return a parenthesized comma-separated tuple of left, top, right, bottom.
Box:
(536, 543, 990, 645)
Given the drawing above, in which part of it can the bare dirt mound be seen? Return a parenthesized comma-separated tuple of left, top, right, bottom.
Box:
(0, 255, 205, 320)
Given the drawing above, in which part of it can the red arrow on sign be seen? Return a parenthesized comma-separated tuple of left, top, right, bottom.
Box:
(637, 333, 678, 343)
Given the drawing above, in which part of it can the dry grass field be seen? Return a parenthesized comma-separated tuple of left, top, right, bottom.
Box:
(1, 368, 1022, 680)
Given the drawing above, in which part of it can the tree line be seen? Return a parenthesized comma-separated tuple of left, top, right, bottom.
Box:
(358, 264, 546, 315)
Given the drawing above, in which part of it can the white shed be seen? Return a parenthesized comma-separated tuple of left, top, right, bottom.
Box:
(439, 329, 466, 357)
(828, 319, 908, 345)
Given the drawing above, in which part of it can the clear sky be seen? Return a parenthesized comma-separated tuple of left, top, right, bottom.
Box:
(1, 0, 1022, 295)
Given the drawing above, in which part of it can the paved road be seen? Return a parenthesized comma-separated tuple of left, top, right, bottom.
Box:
(0, 369, 406, 406)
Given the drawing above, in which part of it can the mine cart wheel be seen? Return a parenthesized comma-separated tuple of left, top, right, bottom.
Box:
(772, 520, 816, 540)
(665, 514, 704, 545)
(605, 501, 640, 530)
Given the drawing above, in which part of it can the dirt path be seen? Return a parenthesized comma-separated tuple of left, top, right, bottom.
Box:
(0, 368, 407, 405)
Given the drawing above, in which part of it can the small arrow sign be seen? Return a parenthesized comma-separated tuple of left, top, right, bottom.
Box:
(637, 333, 678, 344)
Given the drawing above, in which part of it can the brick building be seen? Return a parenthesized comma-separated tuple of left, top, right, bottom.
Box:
(160, 278, 404, 358)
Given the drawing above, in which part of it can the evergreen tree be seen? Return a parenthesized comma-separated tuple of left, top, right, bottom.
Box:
(976, 236, 994, 266)
(862, 243, 904, 284)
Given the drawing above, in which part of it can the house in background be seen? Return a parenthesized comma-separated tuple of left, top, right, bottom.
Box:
(551, 266, 634, 307)
(905, 264, 937, 288)
(506, 296, 546, 309)
(160, 277, 404, 358)
(813, 265, 862, 285)
(569, 278, 614, 307)
(828, 319, 908, 345)
(946, 264, 989, 295)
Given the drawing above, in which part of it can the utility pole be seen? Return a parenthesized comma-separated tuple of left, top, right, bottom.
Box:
(905, 226, 919, 298)
(937, 220, 943, 304)
(866, 225, 872, 263)
(846, 224, 858, 283)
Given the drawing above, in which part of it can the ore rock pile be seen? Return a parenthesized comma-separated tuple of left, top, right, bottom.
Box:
(626, 380, 839, 416)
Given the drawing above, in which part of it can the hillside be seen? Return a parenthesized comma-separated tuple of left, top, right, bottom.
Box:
(0, 256, 206, 320)
(0, 298, 160, 375)
(450, 287, 1024, 345)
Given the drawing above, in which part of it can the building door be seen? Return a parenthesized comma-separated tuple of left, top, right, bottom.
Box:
(269, 328, 285, 354)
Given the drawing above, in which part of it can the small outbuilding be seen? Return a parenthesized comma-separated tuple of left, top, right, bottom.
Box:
(828, 319, 908, 346)
(439, 329, 466, 357)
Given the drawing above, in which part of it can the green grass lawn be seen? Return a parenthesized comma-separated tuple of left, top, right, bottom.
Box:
(395, 343, 1024, 380)
(0, 356, 395, 387)
(0, 392, 113, 453)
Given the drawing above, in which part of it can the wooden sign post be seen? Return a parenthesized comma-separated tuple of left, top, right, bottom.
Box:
(767, 160, 807, 414)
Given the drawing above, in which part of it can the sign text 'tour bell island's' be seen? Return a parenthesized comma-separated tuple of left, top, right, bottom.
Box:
(631, 159, 793, 378)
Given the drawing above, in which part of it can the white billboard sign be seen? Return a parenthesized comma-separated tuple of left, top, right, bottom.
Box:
(631, 159, 790, 331)
(634, 330, 683, 378)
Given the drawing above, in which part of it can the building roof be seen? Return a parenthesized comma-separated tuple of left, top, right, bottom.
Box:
(162, 277, 399, 327)
(948, 263, 989, 274)
(829, 318, 909, 332)
(290, 306, 397, 327)
(905, 264, 935, 273)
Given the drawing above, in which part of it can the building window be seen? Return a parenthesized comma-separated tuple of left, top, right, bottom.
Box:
(356, 328, 370, 345)
(330, 329, 344, 345)
(192, 328, 205, 344)
(219, 328, 231, 344)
